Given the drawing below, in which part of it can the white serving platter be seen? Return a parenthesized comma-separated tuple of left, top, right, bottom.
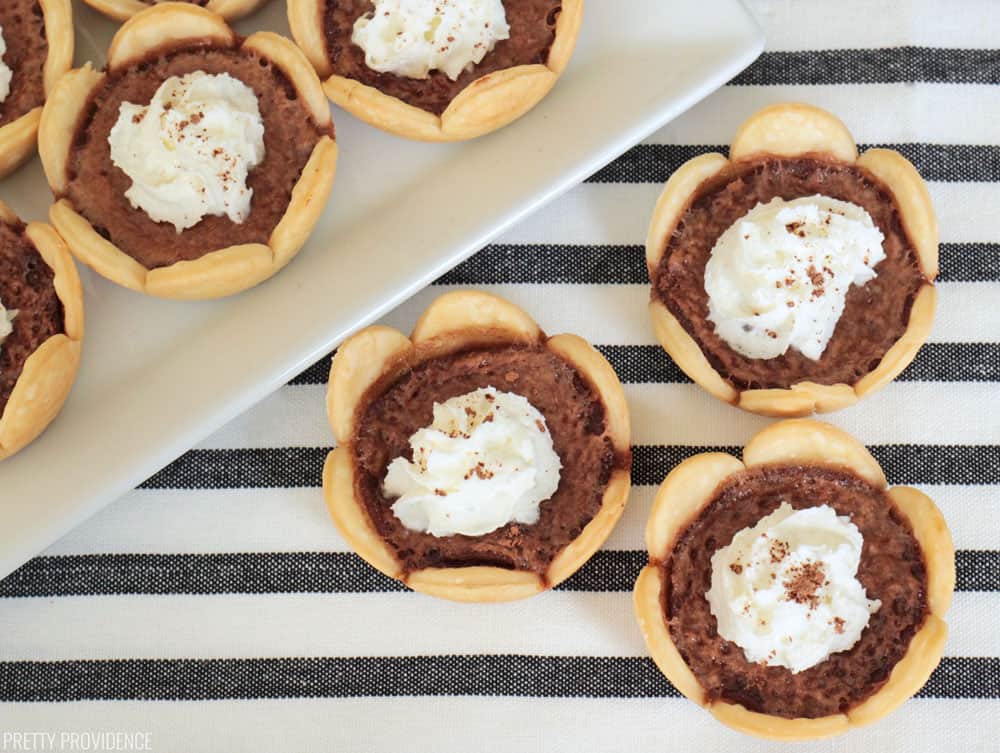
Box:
(0, 0, 763, 578)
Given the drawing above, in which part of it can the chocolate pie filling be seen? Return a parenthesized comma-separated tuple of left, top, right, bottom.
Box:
(352, 344, 626, 575)
(65, 45, 334, 270)
(0, 221, 63, 415)
(652, 157, 927, 390)
(662, 464, 928, 719)
(324, 0, 561, 116)
(0, 0, 49, 127)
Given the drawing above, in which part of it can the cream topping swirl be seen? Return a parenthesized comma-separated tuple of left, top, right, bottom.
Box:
(383, 386, 562, 538)
(704, 195, 886, 361)
(0, 296, 15, 346)
(0, 27, 12, 105)
(352, 0, 511, 81)
(706, 502, 881, 674)
(108, 71, 266, 233)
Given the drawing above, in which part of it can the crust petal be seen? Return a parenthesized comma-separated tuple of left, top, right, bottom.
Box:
(846, 615, 948, 728)
(106, 4, 237, 71)
(441, 64, 557, 141)
(327, 325, 413, 445)
(709, 702, 849, 741)
(205, 0, 269, 22)
(739, 382, 858, 417)
(39, 65, 105, 193)
(410, 290, 542, 347)
(742, 419, 886, 487)
(730, 102, 858, 163)
(858, 148, 938, 279)
(323, 75, 444, 141)
(25, 222, 84, 342)
(405, 566, 544, 602)
(144, 243, 274, 300)
(81, 0, 147, 23)
(547, 468, 630, 587)
(0, 335, 81, 460)
(287, 0, 332, 76)
(855, 283, 936, 398)
(40, 0, 74, 96)
(645, 452, 745, 560)
(545, 333, 630, 453)
(546, 0, 584, 74)
(0, 109, 41, 180)
(323, 448, 403, 580)
(242, 31, 332, 127)
(649, 299, 738, 404)
(49, 199, 148, 293)
(888, 486, 955, 615)
(633, 564, 705, 704)
(645, 152, 728, 270)
(269, 136, 338, 268)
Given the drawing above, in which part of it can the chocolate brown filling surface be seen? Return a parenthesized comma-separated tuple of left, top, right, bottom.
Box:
(324, 0, 560, 116)
(662, 464, 927, 719)
(652, 156, 926, 390)
(0, 221, 63, 415)
(0, 0, 49, 127)
(65, 44, 333, 270)
(352, 344, 623, 575)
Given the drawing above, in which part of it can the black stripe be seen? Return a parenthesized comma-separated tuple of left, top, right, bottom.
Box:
(290, 343, 1000, 387)
(432, 241, 994, 287)
(731, 48, 1000, 86)
(2, 549, 993, 598)
(586, 144, 1000, 184)
(0, 656, 992, 702)
(137, 445, 1000, 490)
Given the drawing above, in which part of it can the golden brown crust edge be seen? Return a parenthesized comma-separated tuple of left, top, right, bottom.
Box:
(39, 4, 337, 300)
(324, 290, 631, 602)
(290, 0, 584, 141)
(646, 103, 938, 416)
(0, 212, 84, 461)
(632, 419, 954, 740)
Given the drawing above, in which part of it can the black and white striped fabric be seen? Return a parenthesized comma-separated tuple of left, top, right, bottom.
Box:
(2, 2, 997, 749)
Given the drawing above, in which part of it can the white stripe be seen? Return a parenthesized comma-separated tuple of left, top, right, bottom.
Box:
(0, 591, 989, 660)
(745, 0, 1000, 51)
(382, 283, 999, 346)
(0, 698, 990, 753)
(192, 379, 1000, 452)
(650, 84, 1000, 145)
(497, 183, 1000, 245)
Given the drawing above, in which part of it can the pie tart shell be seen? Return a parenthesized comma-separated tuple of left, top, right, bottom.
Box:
(632, 419, 955, 740)
(323, 290, 631, 602)
(646, 103, 938, 416)
(38, 3, 338, 300)
(288, 0, 584, 141)
(0, 200, 84, 460)
(0, 0, 73, 180)
(82, 0, 270, 23)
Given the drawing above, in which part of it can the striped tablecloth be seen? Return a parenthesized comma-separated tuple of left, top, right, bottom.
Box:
(2, 1, 997, 750)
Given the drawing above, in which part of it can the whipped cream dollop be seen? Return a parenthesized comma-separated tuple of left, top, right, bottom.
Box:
(109, 71, 265, 233)
(704, 195, 886, 361)
(382, 386, 561, 538)
(0, 27, 12, 105)
(352, 0, 511, 81)
(707, 502, 881, 673)
(0, 297, 15, 346)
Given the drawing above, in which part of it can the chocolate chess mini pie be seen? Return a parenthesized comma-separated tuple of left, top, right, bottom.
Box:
(288, 0, 583, 141)
(82, 0, 269, 23)
(324, 290, 631, 602)
(647, 103, 937, 416)
(634, 420, 954, 740)
(0, 199, 82, 460)
(38, 3, 338, 300)
(0, 0, 72, 178)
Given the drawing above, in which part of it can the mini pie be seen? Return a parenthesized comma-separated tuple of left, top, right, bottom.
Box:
(38, 3, 338, 300)
(324, 290, 631, 602)
(0, 199, 83, 460)
(634, 419, 954, 740)
(82, 0, 270, 23)
(288, 0, 584, 141)
(0, 0, 72, 179)
(646, 103, 937, 416)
